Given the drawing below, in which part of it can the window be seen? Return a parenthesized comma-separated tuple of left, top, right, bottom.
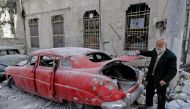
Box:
(0, 50, 8, 56)
(29, 18, 39, 48)
(0, 64, 7, 72)
(61, 58, 71, 68)
(7, 49, 20, 55)
(87, 53, 112, 62)
(51, 15, 64, 48)
(39, 56, 55, 67)
(125, 3, 150, 51)
(83, 10, 100, 49)
(27, 56, 38, 66)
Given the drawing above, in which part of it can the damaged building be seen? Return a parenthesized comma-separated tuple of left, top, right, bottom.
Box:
(16, 0, 169, 54)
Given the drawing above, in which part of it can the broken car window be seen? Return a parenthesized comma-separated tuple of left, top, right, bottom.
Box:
(87, 53, 112, 62)
(39, 56, 54, 67)
(27, 56, 38, 65)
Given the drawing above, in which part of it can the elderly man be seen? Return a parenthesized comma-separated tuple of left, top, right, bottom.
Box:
(138, 37, 177, 109)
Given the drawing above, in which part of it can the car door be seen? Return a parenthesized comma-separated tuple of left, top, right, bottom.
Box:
(20, 55, 38, 93)
(35, 55, 56, 98)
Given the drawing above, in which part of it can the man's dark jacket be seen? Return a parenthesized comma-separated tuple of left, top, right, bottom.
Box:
(140, 48, 177, 87)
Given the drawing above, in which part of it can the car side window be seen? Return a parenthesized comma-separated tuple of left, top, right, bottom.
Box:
(39, 56, 55, 67)
(8, 50, 20, 55)
(87, 53, 112, 62)
(0, 50, 8, 56)
(61, 58, 71, 68)
(27, 56, 38, 66)
(0, 64, 7, 72)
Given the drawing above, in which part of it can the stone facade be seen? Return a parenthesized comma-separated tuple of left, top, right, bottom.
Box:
(19, 0, 169, 55)
(0, 38, 25, 53)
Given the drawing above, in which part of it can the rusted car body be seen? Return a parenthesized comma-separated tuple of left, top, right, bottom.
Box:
(5, 47, 144, 109)
(0, 46, 26, 79)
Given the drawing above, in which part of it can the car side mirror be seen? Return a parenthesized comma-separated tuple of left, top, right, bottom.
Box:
(53, 59, 59, 72)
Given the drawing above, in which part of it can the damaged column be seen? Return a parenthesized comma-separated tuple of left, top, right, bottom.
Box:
(166, 0, 186, 89)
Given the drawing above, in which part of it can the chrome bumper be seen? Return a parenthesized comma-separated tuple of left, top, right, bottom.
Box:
(101, 100, 127, 109)
(124, 84, 144, 105)
(101, 84, 144, 109)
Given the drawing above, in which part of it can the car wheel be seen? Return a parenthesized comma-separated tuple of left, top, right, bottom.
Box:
(68, 101, 84, 109)
(67, 102, 98, 109)
(83, 104, 99, 109)
(7, 76, 17, 89)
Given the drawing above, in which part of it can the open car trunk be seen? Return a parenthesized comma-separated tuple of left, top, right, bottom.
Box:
(102, 61, 138, 90)
(101, 61, 144, 105)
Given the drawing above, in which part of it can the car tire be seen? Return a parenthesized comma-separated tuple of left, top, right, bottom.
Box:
(67, 101, 98, 109)
(83, 104, 99, 109)
(68, 102, 83, 109)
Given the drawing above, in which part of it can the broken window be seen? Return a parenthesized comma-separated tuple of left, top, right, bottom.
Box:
(125, 3, 150, 51)
(83, 10, 100, 49)
(51, 15, 64, 48)
(39, 56, 54, 67)
(86, 52, 112, 62)
(27, 56, 38, 66)
(29, 18, 39, 48)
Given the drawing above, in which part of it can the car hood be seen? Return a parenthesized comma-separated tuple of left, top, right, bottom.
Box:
(0, 54, 27, 66)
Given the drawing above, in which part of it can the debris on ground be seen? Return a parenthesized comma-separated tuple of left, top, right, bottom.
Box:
(0, 83, 68, 109)
(136, 69, 190, 109)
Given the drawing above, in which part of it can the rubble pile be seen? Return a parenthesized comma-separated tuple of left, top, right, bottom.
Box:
(165, 70, 190, 109)
(136, 70, 190, 109)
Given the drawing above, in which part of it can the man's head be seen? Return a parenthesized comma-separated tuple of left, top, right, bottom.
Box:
(156, 37, 166, 54)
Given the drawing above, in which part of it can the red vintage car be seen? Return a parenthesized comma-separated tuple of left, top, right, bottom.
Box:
(5, 47, 144, 109)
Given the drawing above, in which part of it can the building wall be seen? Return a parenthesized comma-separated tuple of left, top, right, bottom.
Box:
(0, 38, 25, 53)
(21, 0, 168, 55)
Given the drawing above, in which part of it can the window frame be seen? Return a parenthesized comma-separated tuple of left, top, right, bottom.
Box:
(28, 18, 40, 48)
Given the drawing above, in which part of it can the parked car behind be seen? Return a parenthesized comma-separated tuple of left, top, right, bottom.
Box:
(5, 47, 144, 109)
(0, 46, 27, 80)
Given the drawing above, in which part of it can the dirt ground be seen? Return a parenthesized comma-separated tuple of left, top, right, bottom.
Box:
(0, 82, 68, 109)
(0, 82, 141, 109)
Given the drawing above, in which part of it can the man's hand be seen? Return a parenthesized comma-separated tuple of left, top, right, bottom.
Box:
(135, 50, 140, 55)
(160, 80, 167, 86)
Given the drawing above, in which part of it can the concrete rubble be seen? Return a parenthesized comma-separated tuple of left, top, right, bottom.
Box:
(136, 69, 190, 109)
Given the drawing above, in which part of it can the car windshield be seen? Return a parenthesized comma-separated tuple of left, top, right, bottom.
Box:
(8, 49, 20, 55)
(0, 49, 20, 56)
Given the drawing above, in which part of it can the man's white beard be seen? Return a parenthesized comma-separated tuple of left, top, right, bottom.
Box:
(156, 47, 166, 55)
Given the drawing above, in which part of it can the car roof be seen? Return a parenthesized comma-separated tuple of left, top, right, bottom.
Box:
(31, 47, 102, 57)
(0, 46, 18, 51)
